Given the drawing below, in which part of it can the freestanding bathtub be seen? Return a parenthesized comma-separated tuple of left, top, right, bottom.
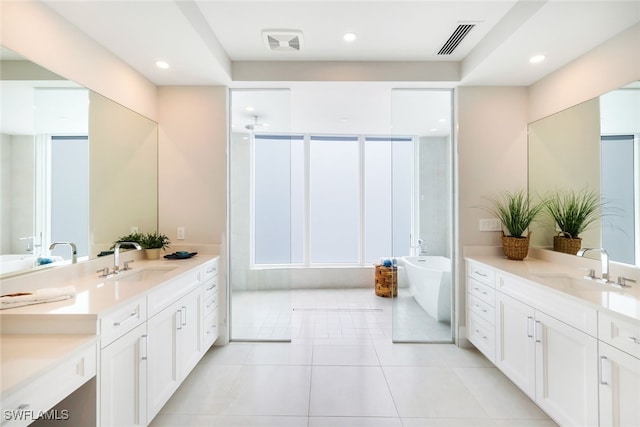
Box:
(402, 256, 451, 323)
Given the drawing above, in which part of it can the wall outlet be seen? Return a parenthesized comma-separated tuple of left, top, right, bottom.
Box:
(177, 226, 185, 240)
(479, 218, 502, 232)
(130, 226, 138, 233)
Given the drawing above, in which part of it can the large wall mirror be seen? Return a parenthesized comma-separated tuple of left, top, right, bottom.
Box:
(0, 47, 158, 277)
(528, 80, 640, 266)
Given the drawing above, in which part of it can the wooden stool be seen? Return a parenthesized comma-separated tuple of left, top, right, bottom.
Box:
(375, 265, 398, 297)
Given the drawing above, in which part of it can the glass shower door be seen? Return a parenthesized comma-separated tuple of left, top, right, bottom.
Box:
(390, 89, 454, 343)
(229, 89, 294, 341)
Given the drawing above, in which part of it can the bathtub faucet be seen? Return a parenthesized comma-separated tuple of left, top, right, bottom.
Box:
(412, 239, 427, 256)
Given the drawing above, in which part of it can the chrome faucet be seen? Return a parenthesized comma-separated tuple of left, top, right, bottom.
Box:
(412, 238, 427, 256)
(113, 242, 142, 274)
(577, 248, 610, 282)
(49, 242, 77, 264)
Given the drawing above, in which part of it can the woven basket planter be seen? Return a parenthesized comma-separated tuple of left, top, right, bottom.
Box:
(553, 234, 582, 255)
(501, 232, 531, 261)
(375, 265, 398, 297)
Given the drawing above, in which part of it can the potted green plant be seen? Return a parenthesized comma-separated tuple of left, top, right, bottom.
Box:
(140, 232, 171, 259)
(545, 188, 602, 255)
(480, 189, 546, 260)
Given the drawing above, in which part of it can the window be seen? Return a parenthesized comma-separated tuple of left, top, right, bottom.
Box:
(253, 134, 413, 266)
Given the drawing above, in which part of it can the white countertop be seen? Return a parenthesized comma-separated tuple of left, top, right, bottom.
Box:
(465, 253, 640, 322)
(0, 334, 97, 397)
(0, 254, 218, 317)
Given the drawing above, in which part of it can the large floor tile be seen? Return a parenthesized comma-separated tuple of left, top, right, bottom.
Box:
(150, 414, 308, 427)
(453, 367, 551, 420)
(383, 366, 489, 418)
(401, 418, 496, 427)
(309, 366, 398, 417)
(243, 342, 313, 365)
(222, 365, 312, 416)
(313, 343, 380, 366)
(159, 364, 242, 415)
(309, 416, 403, 426)
(374, 342, 492, 368)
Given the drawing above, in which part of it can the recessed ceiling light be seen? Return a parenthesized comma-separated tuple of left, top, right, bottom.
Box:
(245, 106, 255, 112)
(438, 118, 446, 123)
(529, 54, 546, 64)
(155, 60, 170, 69)
(343, 32, 357, 42)
(430, 128, 438, 132)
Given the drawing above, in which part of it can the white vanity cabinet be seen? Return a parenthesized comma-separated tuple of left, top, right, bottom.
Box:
(100, 322, 148, 427)
(467, 259, 602, 427)
(466, 261, 496, 362)
(146, 275, 204, 421)
(495, 272, 599, 426)
(598, 311, 640, 426)
(202, 259, 219, 348)
(146, 286, 203, 421)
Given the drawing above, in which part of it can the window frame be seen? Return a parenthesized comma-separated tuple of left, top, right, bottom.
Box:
(250, 133, 415, 269)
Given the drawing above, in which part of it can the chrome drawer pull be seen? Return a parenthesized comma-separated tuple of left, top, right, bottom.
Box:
(474, 270, 487, 277)
(600, 356, 611, 385)
(628, 336, 639, 344)
(114, 310, 138, 326)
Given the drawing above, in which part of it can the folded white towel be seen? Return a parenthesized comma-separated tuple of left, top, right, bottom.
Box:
(0, 286, 76, 310)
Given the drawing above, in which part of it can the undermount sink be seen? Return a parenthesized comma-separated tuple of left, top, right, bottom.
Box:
(530, 273, 604, 292)
(111, 266, 177, 282)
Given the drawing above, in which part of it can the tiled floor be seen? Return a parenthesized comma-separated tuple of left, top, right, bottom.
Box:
(150, 289, 558, 427)
(231, 288, 451, 342)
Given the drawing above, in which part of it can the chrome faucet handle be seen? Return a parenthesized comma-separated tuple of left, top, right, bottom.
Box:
(615, 277, 636, 288)
(123, 260, 134, 271)
(97, 267, 110, 278)
(580, 267, 596, 280)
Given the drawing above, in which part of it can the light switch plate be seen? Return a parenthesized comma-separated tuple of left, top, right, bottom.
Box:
(479, 218, 502, 232)
(177, 226, 185, 240)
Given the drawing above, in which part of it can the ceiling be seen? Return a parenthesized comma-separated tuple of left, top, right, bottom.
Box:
(40, 0, 640, 87)
(4, 1, 639, 137)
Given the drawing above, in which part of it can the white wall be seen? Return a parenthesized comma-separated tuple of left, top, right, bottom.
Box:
(529, 23, 640, 123)
(456, 86, 529, 342)
(0, 0, 157, 121)
(157, 86, 228, 247)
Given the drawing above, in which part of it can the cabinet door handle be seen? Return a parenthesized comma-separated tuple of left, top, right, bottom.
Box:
(140, 334, 148, 361)
(176, 310, 183, 330)
(600, 356, 611, 385)
(114, 310, 138, 326)
(474, 270, 487, 277)
(527, 316, 534, 338)
(182, 306, 187, 326)
(535, 320, 542, 343)
(628, 336, 639, 344)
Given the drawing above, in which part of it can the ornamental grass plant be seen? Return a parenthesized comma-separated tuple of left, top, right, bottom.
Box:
(545, 188, 602, 239)
(481, 189, 546, 237)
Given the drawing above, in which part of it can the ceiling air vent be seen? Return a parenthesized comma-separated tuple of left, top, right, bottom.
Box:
(437, 24, 475, 55)
(263, 30, 304, 52)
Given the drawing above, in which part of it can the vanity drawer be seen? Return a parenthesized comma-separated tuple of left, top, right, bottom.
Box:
(599, 311, 640, 359)
(203, 277, 217, 297)
(467, 262, 495, 287)
(467, 311, 495, 363)
(204, 291, 217, 314)
(1, 343, 96, 427)
(147, 269, 200, 317)
(100, 296, 146, 348)
(468, 293, 495, 325)
(203, 310, 218, 347)
(468, 277, 495, 307)
(201, 259, 218, 282)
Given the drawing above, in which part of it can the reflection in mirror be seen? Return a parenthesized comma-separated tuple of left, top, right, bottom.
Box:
(0, 47, 158, 277)
(528, 81, 640, 266)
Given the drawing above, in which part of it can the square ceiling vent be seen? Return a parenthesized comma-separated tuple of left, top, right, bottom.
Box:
(262, 30, 304, 52)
